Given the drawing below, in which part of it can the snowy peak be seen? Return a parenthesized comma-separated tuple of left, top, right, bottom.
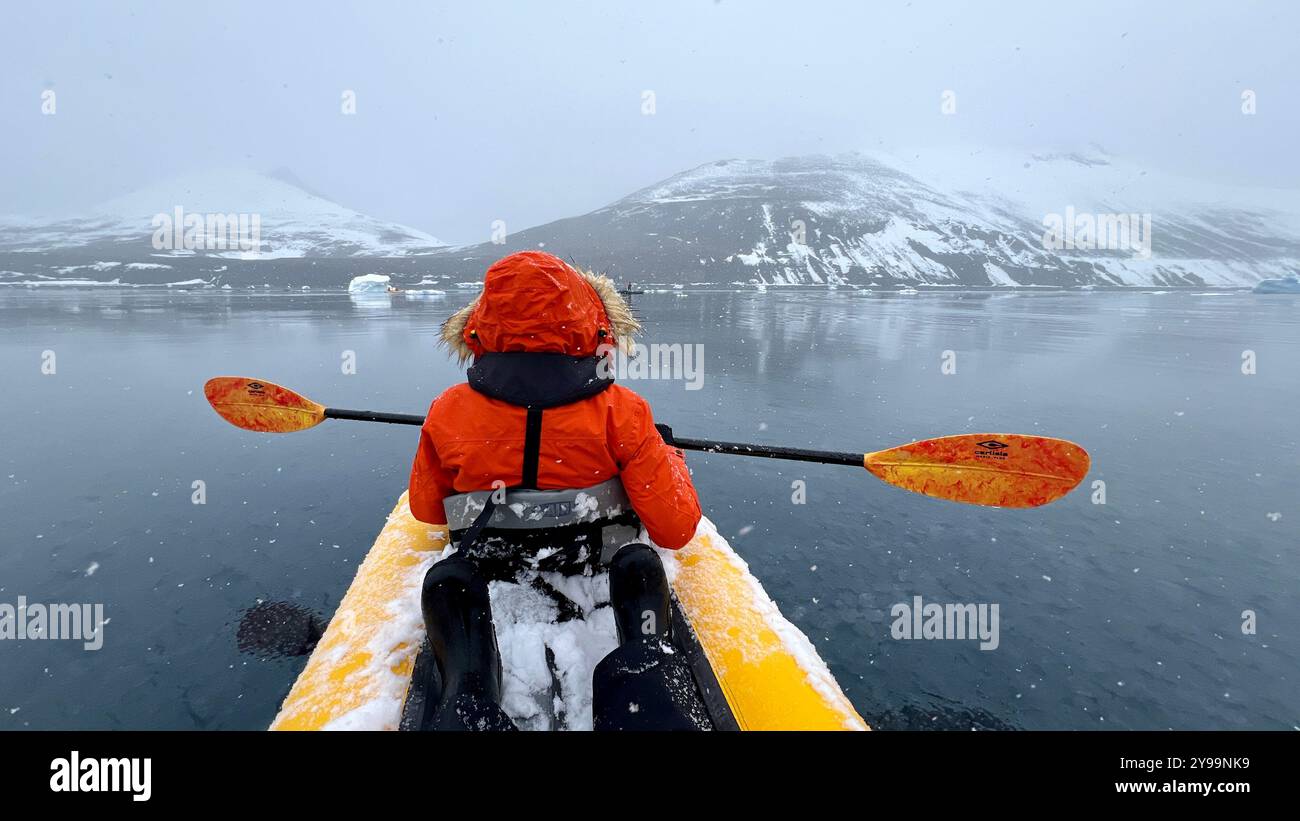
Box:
(2, 169, 446, 258)
(619, 155, 950, 216)
(579, 149, 1300, 287)
(87, 168, 355, 220)
(265, 167, 333, 202)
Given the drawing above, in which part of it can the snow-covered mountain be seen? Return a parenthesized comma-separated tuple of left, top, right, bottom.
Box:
(0, 168, 445, 259)
(4, 150, 1297, 288)
(423, 149, 1300, 288)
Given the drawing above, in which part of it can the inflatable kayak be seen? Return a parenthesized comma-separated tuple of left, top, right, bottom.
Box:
(205, 376, 1086, 730)
(269, 491, 868, 731)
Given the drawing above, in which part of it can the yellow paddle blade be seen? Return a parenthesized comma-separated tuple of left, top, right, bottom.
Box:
(865, 434, 1089, 508)
(204, 377, 327, 433)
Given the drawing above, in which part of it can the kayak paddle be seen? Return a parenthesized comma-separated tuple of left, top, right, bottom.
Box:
(204, 376, 1089, 508)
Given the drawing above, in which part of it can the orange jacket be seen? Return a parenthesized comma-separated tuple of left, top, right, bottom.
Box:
(408, 252, 702, 549)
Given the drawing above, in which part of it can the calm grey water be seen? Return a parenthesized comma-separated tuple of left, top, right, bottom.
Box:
(1, 288, 1297, 730)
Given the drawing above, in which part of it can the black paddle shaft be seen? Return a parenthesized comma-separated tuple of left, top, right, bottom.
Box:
(321, 408, 863, 467)
(325, 407, 425, 425)
(657, 425, 863, 467)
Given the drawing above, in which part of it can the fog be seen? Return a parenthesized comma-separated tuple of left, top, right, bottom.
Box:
(3, 0, 1297, 243)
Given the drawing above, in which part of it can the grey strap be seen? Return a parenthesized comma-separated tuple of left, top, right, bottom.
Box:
(443, 478, 632, 531)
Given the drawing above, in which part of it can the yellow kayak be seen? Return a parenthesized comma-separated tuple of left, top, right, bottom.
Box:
(203, 377, 1087, 730)
(270, 492, 868, 731)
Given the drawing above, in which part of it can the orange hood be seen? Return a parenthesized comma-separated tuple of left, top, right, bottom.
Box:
(441, 251, 639, 361)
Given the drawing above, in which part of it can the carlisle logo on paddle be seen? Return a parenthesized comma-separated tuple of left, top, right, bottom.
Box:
(246, 382, 266, 397)
(974, 440, 1009, 459)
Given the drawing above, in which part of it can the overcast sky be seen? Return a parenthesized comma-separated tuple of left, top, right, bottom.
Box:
(3, 1, 1297, 244)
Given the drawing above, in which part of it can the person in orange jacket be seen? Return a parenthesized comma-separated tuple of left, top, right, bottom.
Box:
(408, 251, 709, 731)
(408, 250, 701, 549)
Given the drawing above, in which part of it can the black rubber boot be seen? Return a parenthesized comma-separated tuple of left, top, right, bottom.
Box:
(608, 543, 673, 645)
(593, 636, 713, 731)
(592, 543, 712, 730)
(419, 554, 516, 731)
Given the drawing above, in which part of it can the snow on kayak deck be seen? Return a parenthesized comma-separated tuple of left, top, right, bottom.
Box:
(274, 493, 864, 731)
(489, 572, 615, 731)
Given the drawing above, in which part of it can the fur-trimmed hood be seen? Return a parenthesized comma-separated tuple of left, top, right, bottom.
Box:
(440, 251, 639, 363)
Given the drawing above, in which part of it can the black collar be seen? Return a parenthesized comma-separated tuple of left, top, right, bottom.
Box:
(467, 352, 614, 409)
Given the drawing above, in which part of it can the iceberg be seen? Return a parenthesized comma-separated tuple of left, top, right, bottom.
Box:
(348, 273, 392, 294)
(1253, 274, 1300, 294)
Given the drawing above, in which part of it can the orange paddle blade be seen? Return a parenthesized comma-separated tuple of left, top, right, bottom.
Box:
(864, 434, 1089, 508)
(204, 377, 326, 433)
